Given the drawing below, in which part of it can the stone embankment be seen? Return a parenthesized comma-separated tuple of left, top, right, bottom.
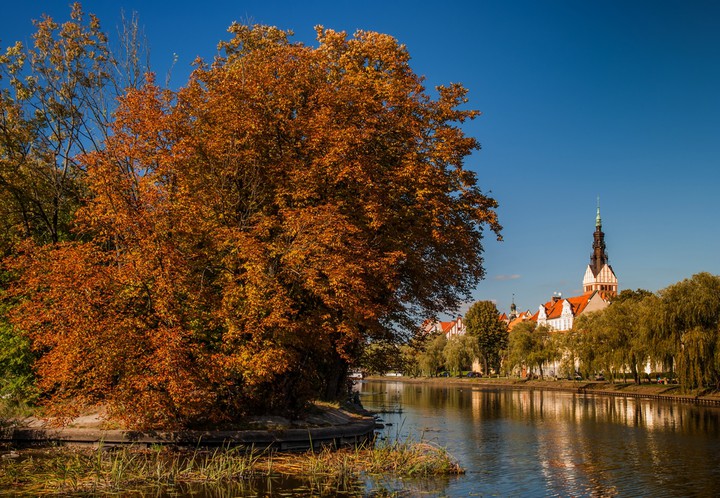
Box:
(0, 405, 377, 451)
(369, 375, 720, 407)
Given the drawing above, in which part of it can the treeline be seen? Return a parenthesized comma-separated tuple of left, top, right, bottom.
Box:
(563, 273, 720, 390)
(361, 300, 509, 377)
(363, 273, 720, 393)
(0, 5, 501, 429)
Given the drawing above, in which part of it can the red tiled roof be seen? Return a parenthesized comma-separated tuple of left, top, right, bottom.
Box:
(532, 291, 601, 321)
(439, 321, 455, 334)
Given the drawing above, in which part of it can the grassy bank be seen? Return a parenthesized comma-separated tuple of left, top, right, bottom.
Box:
(0, 437, 463, 495)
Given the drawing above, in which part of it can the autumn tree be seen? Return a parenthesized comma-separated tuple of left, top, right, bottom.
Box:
(0, 4, 151, 405)
(465, 301, 508, 375)
(0, 4, 151, 252)
(8, 24, 501, 428)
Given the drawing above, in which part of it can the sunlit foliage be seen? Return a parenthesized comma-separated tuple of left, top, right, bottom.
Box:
(7, 22, 500, 428)
(0, 4, 149, 406)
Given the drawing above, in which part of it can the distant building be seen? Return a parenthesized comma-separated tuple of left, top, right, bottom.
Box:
(582, 200, 618, 295)
(503, 297, 533, 330)
(421, 316, 465, 339)
(531, 200, 617, 332)
(508, 311, 533, 330)
(533, 290, 611, 331)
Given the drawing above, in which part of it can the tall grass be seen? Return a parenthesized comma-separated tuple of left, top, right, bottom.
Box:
(272, 436, 464, 478)
(0, 444, 270, 494)
(0, 437, 463, 495)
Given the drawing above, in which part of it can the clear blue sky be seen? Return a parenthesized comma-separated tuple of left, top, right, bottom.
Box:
(3, 1, 719, 318)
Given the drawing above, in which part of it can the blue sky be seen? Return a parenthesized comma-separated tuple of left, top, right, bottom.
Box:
(3, 1, 719, 317)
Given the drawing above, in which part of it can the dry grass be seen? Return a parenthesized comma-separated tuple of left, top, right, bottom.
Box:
(273, 439, 464, 478)
(0, 437, 463, 495)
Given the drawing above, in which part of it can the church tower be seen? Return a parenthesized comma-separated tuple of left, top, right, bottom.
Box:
(582, 199, 618, 295)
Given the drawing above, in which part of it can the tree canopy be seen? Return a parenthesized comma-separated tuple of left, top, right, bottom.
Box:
(464, 300, 507, 374)
(6, 21, 501, 429)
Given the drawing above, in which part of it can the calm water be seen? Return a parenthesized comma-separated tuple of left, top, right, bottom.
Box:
(8, 382, 719, 496)
(359, 380, 720, 497)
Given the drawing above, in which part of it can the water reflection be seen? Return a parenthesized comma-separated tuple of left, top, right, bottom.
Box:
(360, 380, 720, 497)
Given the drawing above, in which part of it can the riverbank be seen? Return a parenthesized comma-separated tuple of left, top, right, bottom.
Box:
(0, 401, 463, 495)
(365, 375, 720, 406)
(0, 402, 377, 451)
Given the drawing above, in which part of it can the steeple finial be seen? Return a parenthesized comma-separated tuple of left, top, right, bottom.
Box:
(595, 196, 602, 228)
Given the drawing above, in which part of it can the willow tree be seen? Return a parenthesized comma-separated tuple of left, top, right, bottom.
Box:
(654, 273, 720, 389)
(605, 289, 655, 383)
(418, 333, 448, 376)
(505, 320, 535, 376)
(505, 321, 552, 378)
(9, 24, 501, 429)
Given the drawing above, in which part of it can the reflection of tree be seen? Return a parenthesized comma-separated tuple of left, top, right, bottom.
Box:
(361, 381, 720, 496)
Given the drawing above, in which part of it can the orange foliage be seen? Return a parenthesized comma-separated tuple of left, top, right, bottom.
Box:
(7, 25, 500, 429)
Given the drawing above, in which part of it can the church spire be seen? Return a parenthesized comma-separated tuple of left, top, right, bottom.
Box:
(589, 198, 608, 277)
(583, 197, 618, 295)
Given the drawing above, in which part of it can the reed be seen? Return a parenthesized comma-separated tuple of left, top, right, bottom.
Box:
(0, 438, 463, 494)
(271, 436, 464, 479)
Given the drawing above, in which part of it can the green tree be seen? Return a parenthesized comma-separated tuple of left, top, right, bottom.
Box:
(653, 273, 720, 389)
(442, 334, 475, 376)
(564, 316, 597, 379)
(605, 289, 654, 383)
(0, 297, 36, 404)
(418, 333, 447, 376)
(465, 301, 508, 375)
(399, 343, 421, 377)
(505, 321, 552, 378)
(571, 289, 656, 384)
(528, 324, 553, 378)
(505, 321, 535, 376)
(358, 341, 402, 375)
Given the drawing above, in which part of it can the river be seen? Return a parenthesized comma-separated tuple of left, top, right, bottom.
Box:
(359, 379, 720, 497)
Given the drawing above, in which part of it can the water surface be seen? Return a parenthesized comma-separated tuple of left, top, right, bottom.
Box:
(360, 380, 720, 497)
